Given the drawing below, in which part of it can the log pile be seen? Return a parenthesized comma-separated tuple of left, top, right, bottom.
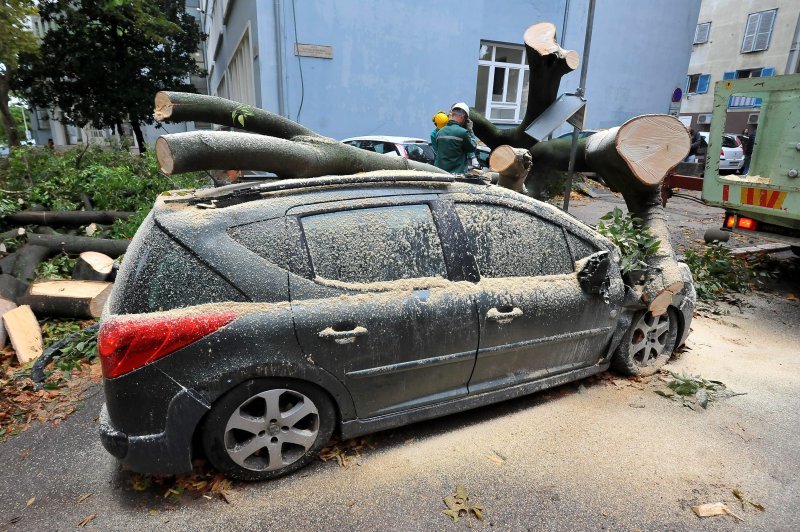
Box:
(0, 211, 128, 359)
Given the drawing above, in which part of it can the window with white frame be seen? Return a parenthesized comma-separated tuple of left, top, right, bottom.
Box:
(686, 73, 710, 94)
(741, 9, 777, 53)
(474, 41, 529, 123)
(693, 22, 711, 44)
(227, 28, 255, 106)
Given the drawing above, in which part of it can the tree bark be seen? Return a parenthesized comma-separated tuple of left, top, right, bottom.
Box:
(471, 22, 579, 150)
(0, 76, 21, 148)
(154, 91, 316, 140)
(156, 130, 447, 177)
(20, 280, 113, 319)
(11, 244, 52, 283)
(131, 118, 146, 154)
(0, 274, 29, 302)
(27, 234, 129, 258)
(5, 210, 134, 226)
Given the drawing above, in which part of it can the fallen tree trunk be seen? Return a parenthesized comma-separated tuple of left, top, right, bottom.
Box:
(5, 210, 134, 226)
(2, 305, 43, 364)
(11, 244, 52, 283)
(72, 251, 114, 281)
(27, 234, 129, 258)
(0, 253, 17, 275)
(0, 227, 26, 240)
(527, 115, 690, 314)
(156, 131, 447, 177)
(471, 22, 579, 150)
(154, 91, 317, 140)
(20, 280, 113, 319)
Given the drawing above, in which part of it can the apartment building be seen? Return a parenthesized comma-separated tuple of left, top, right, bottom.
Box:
(679, 1, 800, 133)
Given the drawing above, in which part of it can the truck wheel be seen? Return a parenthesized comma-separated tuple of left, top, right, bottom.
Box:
(612, 308, 679, 377)
(201, 379, 335, 481)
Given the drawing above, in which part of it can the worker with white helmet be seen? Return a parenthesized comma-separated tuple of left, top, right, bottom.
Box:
(432, 102, 477, 174)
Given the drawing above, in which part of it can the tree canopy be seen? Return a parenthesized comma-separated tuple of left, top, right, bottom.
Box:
(15, 0, 204, 152)
(0, 0, 39, 147)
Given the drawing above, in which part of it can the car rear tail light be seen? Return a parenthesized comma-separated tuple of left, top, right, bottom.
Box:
(725, 214, 736, 229)
(99, 311, 237, 378)
(736, 216, 757, 230)
(721, 149, 725, 156)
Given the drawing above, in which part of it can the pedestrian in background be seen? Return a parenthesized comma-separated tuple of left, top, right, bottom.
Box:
(433, 103, 477, 174)
(743, 125, 756, 175)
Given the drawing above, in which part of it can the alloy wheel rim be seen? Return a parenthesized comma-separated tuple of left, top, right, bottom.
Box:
(224, 389, 320, 471)
(629, 311, 671, 367)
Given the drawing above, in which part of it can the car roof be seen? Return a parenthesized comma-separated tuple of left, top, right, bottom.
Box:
(341, 136, 429, 144)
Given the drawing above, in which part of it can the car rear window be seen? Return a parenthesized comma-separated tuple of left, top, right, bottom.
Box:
(455, 203, 573, 278)
(404, 143, 435, 164)
(107, 214, 246, 314)
(722, 136, 739, 148)
(301, 204, 447, 284)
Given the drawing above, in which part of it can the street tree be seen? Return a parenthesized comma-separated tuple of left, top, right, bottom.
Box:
(15, 0, 203, 152)
(0, 0, 38, 148)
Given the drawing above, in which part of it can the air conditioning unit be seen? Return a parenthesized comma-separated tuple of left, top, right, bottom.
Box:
(697, 114, 712, 124)
(747, 113, 759, 124)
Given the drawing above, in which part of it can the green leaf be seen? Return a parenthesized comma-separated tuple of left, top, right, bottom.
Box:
(237, 114, 245, 127)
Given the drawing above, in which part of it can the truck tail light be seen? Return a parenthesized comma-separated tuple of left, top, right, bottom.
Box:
(99, 311, 237, 378)
(725, 214, 735, 228)
(737, 216, 757, 230)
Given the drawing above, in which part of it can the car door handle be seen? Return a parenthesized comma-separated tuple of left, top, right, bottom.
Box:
(318, 326, 368, 344)
(486, 307, 523, 324)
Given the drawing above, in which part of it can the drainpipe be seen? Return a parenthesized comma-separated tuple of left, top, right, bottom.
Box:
(274, 0, 287, 117)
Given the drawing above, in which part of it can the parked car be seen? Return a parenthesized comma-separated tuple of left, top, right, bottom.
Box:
(0, 145, 9, 157)
(342, 136, 435, 165)
(698, 132, 744, 173)
(99, 172, 694, 481)
(474, 145, 491, 169)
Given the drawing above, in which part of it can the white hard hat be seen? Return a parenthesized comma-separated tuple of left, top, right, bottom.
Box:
(451, 102, 470, 117)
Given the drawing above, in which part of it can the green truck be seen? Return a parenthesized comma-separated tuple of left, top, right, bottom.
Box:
(701, 73, 800, 253)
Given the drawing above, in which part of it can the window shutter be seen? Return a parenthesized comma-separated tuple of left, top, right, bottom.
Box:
(741, 13, 759, 53)
(685, 76, 690, 93)
(697, 74, 711, 94)
(722, 71, 736, 80)
(754, 10, 776, 51)
(694, 23, 710, 44)
(760, 67, 775, 77)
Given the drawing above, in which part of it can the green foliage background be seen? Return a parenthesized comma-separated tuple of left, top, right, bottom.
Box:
(0, 144, 208, 238)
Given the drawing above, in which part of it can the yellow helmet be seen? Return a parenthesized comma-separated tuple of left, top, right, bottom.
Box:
(432, 111, 449, 129)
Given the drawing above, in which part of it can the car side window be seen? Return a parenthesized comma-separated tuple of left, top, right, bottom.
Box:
(454, 203, 573, 278)
(567, 232, 600, 262)
(301, 205, 447, 284)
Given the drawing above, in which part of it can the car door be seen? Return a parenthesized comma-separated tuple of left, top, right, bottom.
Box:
(451, 201, 619, 395)
(287, 198, 480, 418)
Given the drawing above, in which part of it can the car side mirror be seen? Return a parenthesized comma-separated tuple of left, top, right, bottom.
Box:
(578, 251, 610, 298)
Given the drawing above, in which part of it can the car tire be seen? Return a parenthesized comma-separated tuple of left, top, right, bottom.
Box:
(611, 307, 679, 377)
(201, 378, 335, 481)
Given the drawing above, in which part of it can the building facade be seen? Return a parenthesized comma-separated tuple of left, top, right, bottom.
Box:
(201, 0, 700, 142)
(679, 0, 800, 133)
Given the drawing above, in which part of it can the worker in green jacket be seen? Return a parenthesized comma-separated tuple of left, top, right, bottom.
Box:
(433, 102, 477, 174)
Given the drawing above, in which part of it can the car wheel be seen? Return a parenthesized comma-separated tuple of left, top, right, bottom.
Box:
(611, 308, 679, 377)
(201, 379, 335, 481)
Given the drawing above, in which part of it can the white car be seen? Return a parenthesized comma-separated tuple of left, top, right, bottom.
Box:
(341, 136, 435, 165)
(699, 132, 744, 173)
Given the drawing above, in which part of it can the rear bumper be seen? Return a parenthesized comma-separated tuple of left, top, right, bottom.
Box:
(720, 158, 744, 170)
(99, 388, 209, 475)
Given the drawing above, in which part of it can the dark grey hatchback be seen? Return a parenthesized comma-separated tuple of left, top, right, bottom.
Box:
(99, 171, 694, 480)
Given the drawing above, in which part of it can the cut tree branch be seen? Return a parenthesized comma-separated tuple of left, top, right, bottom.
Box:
(156, 131, 446, 177)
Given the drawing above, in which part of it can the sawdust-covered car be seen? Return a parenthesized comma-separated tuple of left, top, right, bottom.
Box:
(99, 172, 694, 480)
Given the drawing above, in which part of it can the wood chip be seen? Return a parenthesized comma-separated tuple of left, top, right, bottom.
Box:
(26, 496, 35, 506)
(78, 514, 97, 527)
(77, 493, 93, 503)
(692, 502, 743, 521)
(487, 453, 505, 465)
